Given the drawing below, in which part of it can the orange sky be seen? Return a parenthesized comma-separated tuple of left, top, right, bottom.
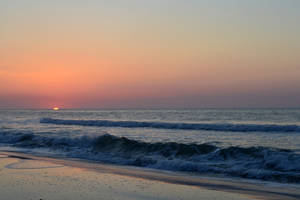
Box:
(1, 1, 300, 108)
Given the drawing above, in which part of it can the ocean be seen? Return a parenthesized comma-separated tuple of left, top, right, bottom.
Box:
(1, 109, 300, 183)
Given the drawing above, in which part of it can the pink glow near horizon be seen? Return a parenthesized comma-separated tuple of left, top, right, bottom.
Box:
(1, 1, 300, 108)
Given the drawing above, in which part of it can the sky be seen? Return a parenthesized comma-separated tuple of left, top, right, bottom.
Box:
(1, 0, 300, 109)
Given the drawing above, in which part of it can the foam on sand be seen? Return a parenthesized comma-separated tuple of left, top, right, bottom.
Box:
(0, 152, 254, 200)
(1, 151, 300, 200)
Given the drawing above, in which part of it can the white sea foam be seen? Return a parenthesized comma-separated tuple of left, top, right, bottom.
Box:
(40, 118, 300, 133)
(1, 129, 299, 183)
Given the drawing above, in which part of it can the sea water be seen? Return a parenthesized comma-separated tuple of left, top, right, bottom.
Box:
(1, 109, 300, 183)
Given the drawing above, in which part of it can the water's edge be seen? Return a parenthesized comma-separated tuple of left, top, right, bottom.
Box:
(1, 150, 300, 200)
(1, 130, 300, 183)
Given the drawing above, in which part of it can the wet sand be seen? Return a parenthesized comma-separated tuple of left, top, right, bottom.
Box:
(0, 151, 299, 200)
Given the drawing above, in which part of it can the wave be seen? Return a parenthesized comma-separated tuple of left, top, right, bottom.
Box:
(1, 129, 300, 183)
(40, 118, 300, 133)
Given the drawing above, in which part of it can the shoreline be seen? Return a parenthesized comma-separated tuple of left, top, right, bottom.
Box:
(1, 151, 300, 200)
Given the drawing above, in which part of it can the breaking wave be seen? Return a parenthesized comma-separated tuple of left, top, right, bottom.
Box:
(40, 118, 300, 133)
(1, 129, 300, 183)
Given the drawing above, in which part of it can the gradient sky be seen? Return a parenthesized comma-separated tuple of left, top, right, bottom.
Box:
(1, 0, 300, 109)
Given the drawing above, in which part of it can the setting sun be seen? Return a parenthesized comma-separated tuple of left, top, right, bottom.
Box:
(0, 1, 299, 199)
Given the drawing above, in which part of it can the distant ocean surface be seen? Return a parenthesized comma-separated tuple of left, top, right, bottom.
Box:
(1, 109, 300, 183)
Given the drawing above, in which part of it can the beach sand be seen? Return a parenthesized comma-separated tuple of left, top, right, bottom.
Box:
(0, 151, 299, 200)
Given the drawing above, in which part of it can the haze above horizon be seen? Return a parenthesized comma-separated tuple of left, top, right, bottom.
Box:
(1, 0, 300, 109)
